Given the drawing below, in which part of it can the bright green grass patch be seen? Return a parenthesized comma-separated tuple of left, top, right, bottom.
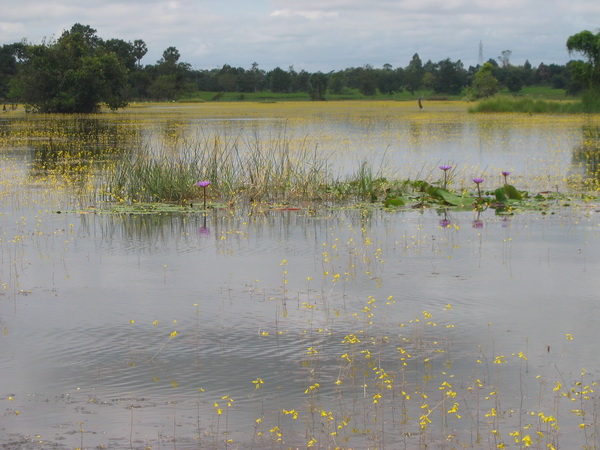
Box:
(470, 96, 581, 113)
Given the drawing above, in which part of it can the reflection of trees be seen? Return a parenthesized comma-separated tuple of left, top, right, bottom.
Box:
(23, 117, 136, 180)
(572, 126, 600, 187)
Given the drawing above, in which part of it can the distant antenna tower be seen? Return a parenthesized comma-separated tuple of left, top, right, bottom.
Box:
(478, 40, 483, 65)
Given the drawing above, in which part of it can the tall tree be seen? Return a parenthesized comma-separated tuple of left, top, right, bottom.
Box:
(469, 62, 499, 98)
(567, 30, 600, 90)
(404, 53, 424, 95)
(13, 24, 128, 112)
(133, 39, 148, 68)
(308, 72, 328, 100)
(0, 42, 24, 101)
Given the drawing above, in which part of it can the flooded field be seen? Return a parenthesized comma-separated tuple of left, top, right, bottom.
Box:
(1, 102, 600, 449)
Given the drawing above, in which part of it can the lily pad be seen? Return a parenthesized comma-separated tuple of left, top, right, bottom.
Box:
(427, 187, 474, 207)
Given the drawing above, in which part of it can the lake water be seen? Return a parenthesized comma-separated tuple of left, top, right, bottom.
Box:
(1, 103, 600, 449)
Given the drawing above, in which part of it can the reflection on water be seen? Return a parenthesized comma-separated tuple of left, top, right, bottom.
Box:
(2, 106, 599, 191)
(1, 107, 600, 448)
(572, 126, 600, 188)
(1, 200, 599, 448)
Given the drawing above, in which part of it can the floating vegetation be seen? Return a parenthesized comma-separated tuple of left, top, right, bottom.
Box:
(1, 102, 600, 448)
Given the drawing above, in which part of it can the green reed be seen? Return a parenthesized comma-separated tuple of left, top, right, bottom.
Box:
(470, 96, 584, 114)
(97, 132, 382, 205)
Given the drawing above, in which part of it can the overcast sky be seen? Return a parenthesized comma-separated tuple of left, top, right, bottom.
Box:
(1, 0, 598, 72)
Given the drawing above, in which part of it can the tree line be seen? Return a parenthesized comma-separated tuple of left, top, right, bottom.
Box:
(0, 24, 598, 113)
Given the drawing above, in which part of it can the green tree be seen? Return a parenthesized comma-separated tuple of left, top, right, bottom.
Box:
(355, 65, 377, 96)
(404, 53, 424, 95)
(153, 46, 191, 97)
(0, 42, 24, 101)
(132, 39, 148, 68)
(566, 30, 600, 90)
(13, 24, 128, 112)
(377, 67, 403, 95)
(268, 67, 291, 93)
(470, 62, 499, 98)
(504, 67, 524, 93)
(433, 58, 467, 95)
(308, 72, 328, 100)
(328, 72, 346, 94)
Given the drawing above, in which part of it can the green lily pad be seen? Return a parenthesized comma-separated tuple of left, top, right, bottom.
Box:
(427, 187, 474, 207)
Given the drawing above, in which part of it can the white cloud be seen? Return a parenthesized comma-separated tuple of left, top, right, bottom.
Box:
(0, 0, 596, 71)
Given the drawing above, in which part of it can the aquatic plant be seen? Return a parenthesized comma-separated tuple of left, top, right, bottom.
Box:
(439, 165, 452, 190)
(473, 177, 484, 198)
(195, 180, 211, 210)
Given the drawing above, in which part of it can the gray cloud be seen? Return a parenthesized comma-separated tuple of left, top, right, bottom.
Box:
(1, 0, 598, 71)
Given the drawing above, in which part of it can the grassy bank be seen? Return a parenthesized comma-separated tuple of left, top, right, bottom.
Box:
(470, 89, 600, 113)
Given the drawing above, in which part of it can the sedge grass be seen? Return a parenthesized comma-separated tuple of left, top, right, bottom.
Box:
(99, 131, 345, 204)
(470, 96, 583, 114)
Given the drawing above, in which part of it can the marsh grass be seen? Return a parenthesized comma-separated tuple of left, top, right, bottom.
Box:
(470, 96, 585, 114)
(99, 131, 362, 205)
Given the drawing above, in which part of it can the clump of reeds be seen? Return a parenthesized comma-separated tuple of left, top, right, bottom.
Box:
(98, 132, 388, 205)
(470, 96, 582, 114)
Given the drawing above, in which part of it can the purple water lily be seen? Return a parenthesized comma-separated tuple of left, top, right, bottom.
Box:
(472, 177, 484, 198)
(196, 180, 211, 209)
(502, 171, 510, 183)
(439, 165, 452, 189)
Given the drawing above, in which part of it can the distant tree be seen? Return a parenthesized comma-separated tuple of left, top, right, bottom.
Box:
(104, 38, 137, 71)
(132, 39, 148, 68)
(566, 30, 600, 90)
(160, 46, 181, 65)
(504, 67, 524, 93)
(0, 42, 24, 101)
(147, 74, 177, 100)
(498, 49, 512, 68)
(355, 65, 377, 96)
(241, 62, 266, 92)
(404, 53, 424, 95)
(377, 67, 403, 94)
(328, 71, 346, 94)
(521, 60, 535, 85)
(291, 69, 311, 93)
(433, 58, 467, 95)
(308, 72, 328, 100)
(13, 24, 128, 112)
(153, 46, 191, 97)
(216, 64, 241, 92)
(470, 62, 499, 98)
(268, 67, 291, 93)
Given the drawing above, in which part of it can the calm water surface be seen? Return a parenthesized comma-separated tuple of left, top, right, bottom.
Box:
(1, 105, 600, 448)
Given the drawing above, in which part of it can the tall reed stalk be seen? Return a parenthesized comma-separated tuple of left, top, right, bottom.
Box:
(99, 131, 339, 204)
